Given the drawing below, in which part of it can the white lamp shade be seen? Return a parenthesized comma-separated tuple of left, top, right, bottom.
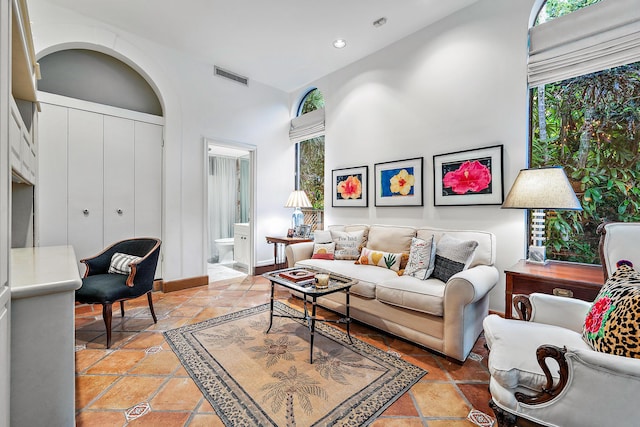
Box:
(502, 167, 582, 210)
(284, 190, 312, 208)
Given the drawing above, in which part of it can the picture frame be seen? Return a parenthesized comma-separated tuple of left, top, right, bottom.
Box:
(286, 228, 295, 238)
(374, 157, 423, 207)
(295, 224, 311, 238)
(433, 144, 504, 206)
(332, 166, 368, 207)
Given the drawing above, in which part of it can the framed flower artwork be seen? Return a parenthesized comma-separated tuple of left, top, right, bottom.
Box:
(374, 157, 423, 207)
(332, 166, 368, 207)
(433, 144, 504, 206)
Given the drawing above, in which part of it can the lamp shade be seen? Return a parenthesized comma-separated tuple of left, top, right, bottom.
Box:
(284, 190, 312, 208)
(501, 167, 582, 210)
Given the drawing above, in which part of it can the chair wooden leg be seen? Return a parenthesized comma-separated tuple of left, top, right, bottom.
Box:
(490, 400, 518, 427)
(102, 303, 113, 349)
(120, 300, 125, 317)
(147, 292, 158, 323)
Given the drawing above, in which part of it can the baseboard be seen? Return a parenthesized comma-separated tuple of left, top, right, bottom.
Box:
(161, 275, 209, 293)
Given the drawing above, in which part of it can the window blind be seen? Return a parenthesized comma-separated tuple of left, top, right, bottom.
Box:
(289, 108, 325, 143)
(528, 0, 640, 87)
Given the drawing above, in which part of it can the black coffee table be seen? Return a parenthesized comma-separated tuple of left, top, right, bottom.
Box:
(262, 267, 356, 363)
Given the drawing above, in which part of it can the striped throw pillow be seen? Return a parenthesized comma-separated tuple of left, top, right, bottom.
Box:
(108, 252, 142, 275)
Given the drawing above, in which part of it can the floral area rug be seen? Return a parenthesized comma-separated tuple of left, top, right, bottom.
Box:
(164, 302, 426, 426)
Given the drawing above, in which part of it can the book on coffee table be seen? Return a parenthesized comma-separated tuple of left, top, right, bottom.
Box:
(278, 269, 315, 283)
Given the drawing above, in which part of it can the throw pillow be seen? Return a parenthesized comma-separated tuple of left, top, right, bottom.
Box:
(331, 229, 365, 260)
(404, 236, 436, 280)
(314, 230, 333, 244)
(108, 252, 142, 276)
(356, 247, 403, 272)
(311, 242, 336, 260)
(582, 264, 640, 359)
(432, 234, 478, 282)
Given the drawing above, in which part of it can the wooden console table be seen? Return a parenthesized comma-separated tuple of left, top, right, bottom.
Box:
(265, 236, 313, 270)
(504, 260, 604, 319)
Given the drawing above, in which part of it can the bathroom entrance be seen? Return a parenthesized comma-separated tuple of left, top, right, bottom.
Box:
(205, 139, 255, 278)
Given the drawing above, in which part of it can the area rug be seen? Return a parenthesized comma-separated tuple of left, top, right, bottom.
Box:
(164, 301, 426, 426)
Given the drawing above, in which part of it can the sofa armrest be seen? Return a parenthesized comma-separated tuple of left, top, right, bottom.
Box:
(285, 241, 315, 267)
(443, 265, 499, 360)
(528, 293, 592, 333)
(444, 265, 499, 306)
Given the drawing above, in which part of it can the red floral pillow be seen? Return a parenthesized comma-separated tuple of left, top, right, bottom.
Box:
(582, 263, 640, 359)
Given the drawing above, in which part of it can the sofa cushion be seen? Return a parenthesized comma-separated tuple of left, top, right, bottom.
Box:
(375, 276, 445, 316)
(314, 230, 333, 243)
(582, 263, 640, 358)
(312, 242, 335, 260)
(366, 224, 416, 254)
(331, 229, 365, 260)
(356, 247, 403, 272)
(405, 236, 436, 280)
(328, 224, 369, 248)
(417, 227, 495, 268)
(431, 234, 478, 283)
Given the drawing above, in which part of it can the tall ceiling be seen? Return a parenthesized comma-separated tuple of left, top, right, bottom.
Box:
(32, 0, 479, 92)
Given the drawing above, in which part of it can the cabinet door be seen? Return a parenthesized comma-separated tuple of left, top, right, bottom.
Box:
(37, 103, 68, 247)
(134, 121, 162, 238)
(68, 109, 104, 269)
(103, 116, 135, 244)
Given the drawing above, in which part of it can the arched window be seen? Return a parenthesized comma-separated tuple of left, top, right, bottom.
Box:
(529, 0, 640, 263)
(290, 89, 325, 226)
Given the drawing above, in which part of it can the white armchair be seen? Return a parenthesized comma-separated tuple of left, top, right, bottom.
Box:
(483, 222, 640, 426)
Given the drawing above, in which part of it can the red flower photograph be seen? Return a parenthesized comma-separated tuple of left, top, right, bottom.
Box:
(442, 160, 492, 195)
(433, 145, 504, 206)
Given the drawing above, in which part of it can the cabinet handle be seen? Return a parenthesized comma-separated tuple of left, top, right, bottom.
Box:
(83, 209, 89, 215)
(553, 288, 573, 298)
(117, 209, 123, 215)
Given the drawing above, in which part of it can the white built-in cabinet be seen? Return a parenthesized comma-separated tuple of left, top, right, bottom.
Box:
(2, 0, 39, 424)
(37, 97, 163, 274)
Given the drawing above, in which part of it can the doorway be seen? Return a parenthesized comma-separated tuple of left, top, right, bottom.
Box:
(204, 139, 255, 280)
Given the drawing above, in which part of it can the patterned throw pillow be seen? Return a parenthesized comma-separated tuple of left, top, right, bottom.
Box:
(356, 247, 403, 272)
(311, 242, 336, 260)
(404, 236, 436, 280)
(108, 252, 142, 276)
(582, 264, 640, 359)
(331, 229, 365, 260)
(431, 234, 478, 283)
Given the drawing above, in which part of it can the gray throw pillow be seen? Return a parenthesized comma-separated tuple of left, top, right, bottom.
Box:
(432, 234, 478, 282)
(405, 236, 436, 280)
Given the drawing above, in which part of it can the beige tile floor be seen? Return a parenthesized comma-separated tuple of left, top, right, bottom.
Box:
(74, 273, 495, 426)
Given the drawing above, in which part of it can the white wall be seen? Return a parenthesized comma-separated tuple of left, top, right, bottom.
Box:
(29, 0, 537, 311)
(297, 0, 535, 311)
(28, 0, 296, 280)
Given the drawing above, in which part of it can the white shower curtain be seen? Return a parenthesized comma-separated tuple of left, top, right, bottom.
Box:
(208, 156, 238, 262)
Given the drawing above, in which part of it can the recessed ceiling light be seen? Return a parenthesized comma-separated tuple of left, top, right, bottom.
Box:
(373, 17, 387, 28)
(333, 39, 347, 49)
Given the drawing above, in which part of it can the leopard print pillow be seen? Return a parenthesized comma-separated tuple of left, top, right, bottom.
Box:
(582, 263, 640, 359)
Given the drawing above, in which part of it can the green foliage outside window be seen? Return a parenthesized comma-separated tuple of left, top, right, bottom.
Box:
(531, 63, 640, 264)
(297, 89, 325, 210)
(530, 0, 636, 265)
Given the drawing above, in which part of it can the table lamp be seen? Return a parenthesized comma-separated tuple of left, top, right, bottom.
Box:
(285, 190, 312, 228)
(501, 166, 582, 264)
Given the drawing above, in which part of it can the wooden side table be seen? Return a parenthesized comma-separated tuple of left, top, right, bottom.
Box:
(504, 260, 604, 319)
(265, 236, 313, 270)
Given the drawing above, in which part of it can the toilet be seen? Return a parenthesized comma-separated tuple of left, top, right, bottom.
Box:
(214, 237, 235, 264)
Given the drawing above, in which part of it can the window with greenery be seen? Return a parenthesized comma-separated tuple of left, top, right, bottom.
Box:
(530, 0, 640, 264)
(296, 89, 325, 210)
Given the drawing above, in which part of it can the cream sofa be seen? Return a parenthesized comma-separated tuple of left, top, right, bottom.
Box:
(285, 224, 498, 362)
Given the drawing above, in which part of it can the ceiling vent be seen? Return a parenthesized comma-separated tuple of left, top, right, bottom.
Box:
(214, 66, 249, 86)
